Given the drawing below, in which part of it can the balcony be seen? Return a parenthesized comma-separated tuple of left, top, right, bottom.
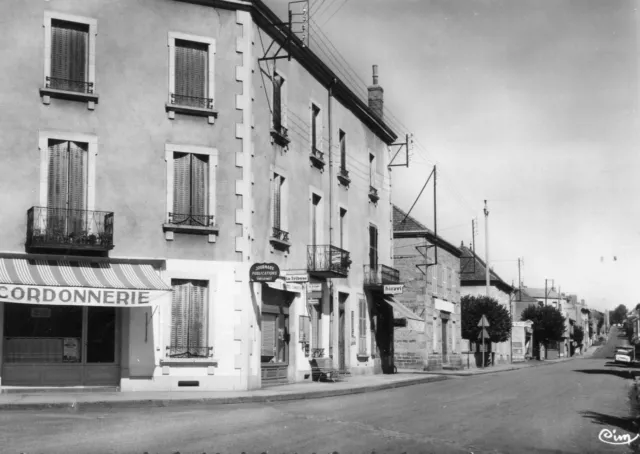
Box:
(40, 76, 99, 107)
(309, 148, 325, 171)
(337, 167, 351, 187)
(270, 125, 291, 148)
(368, 186, 380, 204)
(166, 93, 217, 123)
(270, 226, 291, 251)
(26, 207, 114, 252)
(363, 264, 401, 288)
(163, 213, 219, 236)
(307, 245, 351, 278)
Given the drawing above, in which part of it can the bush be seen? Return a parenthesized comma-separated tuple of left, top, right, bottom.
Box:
(461, 295, 512, 343)
(521, 304, 566, 347)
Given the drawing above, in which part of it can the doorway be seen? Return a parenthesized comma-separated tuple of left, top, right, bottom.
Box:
(441, 318, 448, 363)
(339, 307, 346, 371)
(2, 304, 120, 386)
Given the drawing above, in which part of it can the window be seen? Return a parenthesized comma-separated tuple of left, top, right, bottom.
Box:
(369, 152, 376, 187)
(351, 311, 355, 338)
(164, 144, 218, 238)
(369, 224, 378, 268)
(170, 279, 210, 358)
(311, 193, 322, 246)
(339, 208, 347, 250)
(272, 73, 287, 133)
(311, 104, 322, 151)
(339, 130, 346, 171)
(311, 303, 322, 351)
(358, 296, 367, 354)
(167, 32, 216, 121)
(42, 12, 97, 107)
(271, 172, 286, 232)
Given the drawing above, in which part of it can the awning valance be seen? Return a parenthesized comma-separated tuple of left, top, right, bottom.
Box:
(384, 295, 422, 322)
(0, 258, 170, 307)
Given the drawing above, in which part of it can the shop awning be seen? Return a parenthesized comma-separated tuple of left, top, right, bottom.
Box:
(383, 295, 422, 322)
(0, 257, 171, 307)
(265, 279, 303, 293)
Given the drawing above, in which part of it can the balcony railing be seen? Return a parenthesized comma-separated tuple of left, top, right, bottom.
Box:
(337, 167, 351, 186)
(368, 185, 380, 203)
(26, 207, 114, 251)
(170, 93, 214, 110)
(307, 245, 351, 278)
(46, 77, 94, 94)
(167, 212, 214, 227)
(310, 147, 325, 170)
(271, 227, 290, 243)
(363, 264, 401, 286)
(271, 125, 290, 147)
(166, 345, 213, 359)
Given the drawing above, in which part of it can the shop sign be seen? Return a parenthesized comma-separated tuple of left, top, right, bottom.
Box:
(284, 273, 308, 283)
(267, 279, 303, 293)
(0, 284, 159, 306)
(308, 298, 320, 306)
(383, 285, 403, 295)
(307, 283, 322, 292)
(249, 263, 280, 282)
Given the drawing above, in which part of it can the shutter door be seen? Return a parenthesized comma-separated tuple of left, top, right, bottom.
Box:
(188, 281, 208, 351)
(51, 20, 88, 91)
(175, 40, 208, 107)
(67, 142, 87, 236)
(190, 154, 209, 225)
(171, 281, 190, 353)
(173, 153, 191, 224)
(47, 140, 70, 234)
(272, 174, 281, 230)
(261, 314, 277, 358)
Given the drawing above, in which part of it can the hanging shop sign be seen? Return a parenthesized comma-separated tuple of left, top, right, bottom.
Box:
(284, 273, 309, 283)
(307, 283, 322, 292)
(383, 284, 403, 295)
(0, 284, 160, 307)
(249, 263, 280, 283)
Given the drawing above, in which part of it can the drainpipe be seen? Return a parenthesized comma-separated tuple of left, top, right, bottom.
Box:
(328, 78, 337, 369)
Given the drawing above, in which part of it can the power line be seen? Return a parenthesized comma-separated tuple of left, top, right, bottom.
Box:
(320, 0, 349, 27)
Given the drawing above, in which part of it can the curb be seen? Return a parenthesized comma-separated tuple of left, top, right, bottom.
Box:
(0, 375, 451, 412)
(420, 357, 577, 377)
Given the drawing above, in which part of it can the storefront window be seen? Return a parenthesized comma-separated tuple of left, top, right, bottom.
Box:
(4, 303, 82, 363)
(86, 307, 116, 363)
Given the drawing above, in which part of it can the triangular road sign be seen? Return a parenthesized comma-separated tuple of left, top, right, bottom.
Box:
(477, 315, 490, 328)
(478, 328, 490, 340)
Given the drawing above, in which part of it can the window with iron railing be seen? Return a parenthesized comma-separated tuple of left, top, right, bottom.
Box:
(169, 279, 211, 358)
(359, 296, 367, 355)
(50, 19, 90, 94)
(169, 152, 212, 228)
(173, 39, 211, 109)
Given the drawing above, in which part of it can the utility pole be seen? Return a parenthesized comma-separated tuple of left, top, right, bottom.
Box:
(484, 200, 490, 296)
(518, 258, 522, 296)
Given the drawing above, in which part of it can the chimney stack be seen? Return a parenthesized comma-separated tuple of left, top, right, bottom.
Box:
(368, 65, 384, 119)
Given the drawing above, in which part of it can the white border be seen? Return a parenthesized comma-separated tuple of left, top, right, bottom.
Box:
(168, 32, 217, 106)
(43, 11, 97, 91)
(164, 144, 219, 223)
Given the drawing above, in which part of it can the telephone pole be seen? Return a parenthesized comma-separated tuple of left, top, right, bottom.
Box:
(518, 257, 522, 295)
(484, 200, 490, 296)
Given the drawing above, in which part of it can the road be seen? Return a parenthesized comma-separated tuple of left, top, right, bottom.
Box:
(1, 329, 638, 454)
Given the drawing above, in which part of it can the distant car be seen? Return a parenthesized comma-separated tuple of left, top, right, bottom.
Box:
(615, 346, 634, 365)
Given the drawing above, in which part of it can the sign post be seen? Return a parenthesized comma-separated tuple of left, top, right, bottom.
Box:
(478, 314, 490, 368)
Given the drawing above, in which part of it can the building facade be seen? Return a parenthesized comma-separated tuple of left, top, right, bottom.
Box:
(0, 0, 399, 391)
(392, 206, 462, 371)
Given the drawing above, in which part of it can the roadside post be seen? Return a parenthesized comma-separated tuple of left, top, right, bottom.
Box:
(478, 314, 490, 368)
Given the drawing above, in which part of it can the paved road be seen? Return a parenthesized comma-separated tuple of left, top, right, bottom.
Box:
(2, 331, 638, 454)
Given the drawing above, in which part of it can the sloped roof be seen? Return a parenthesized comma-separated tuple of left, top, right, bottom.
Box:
(459, 245, 513, 294)
(523, 287, 560, 299)
(392, 205, 461, 257)
(513, 289, 538, 303)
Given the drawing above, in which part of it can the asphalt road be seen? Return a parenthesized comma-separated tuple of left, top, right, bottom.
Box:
(2, 330, 638, 454)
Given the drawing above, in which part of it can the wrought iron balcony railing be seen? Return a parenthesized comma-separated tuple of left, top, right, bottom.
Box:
(337, 167, 351, 186)
(170, 93, 214, 110)
(271, 227, 290, 243)
(310, 147, 325, 170)
(271, 125, 290, 147)
(46, 77, 94, 94)
(27, 207, 114, 251)
(167, 212, 215, 228)
(166, 345, 213, 359)
(307, 245, 351, 278)
(368, 185, 380, 203)
(363, 264, 401, 286)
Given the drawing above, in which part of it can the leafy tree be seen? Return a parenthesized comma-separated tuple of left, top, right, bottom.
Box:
(521, 304, 566, 347)
(572, 325, 584, 347)
(610, 304, 628, 325)
(461, 295, 512, 343)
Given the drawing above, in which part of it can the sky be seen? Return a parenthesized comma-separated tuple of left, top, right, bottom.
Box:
(267, 0, 639, 312)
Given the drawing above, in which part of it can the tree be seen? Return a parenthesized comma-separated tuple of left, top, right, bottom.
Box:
(461, 295, 512, 343)
(521, 304, 566, 347)
(610, 304, 628, 325)
(572, 325, 584, 347)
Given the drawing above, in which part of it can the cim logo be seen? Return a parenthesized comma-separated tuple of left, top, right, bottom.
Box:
(598, 428, 640, 445)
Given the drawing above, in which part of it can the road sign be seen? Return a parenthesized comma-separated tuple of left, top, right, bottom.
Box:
(478, 328, 489, 340)
(477, 315, 490, 328)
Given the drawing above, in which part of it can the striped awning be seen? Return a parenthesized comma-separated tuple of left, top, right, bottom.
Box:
(0, 258, 170, 307)
(384, 295, 423, 322)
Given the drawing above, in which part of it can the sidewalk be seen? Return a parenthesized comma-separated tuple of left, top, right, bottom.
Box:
(0, 373, 450, 412)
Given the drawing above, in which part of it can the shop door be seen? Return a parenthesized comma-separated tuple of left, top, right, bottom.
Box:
(441, 319, 448, 363)
(2, 304, 120, 387)
(261, 296, 290, 386)
(339, 308, 345, 371)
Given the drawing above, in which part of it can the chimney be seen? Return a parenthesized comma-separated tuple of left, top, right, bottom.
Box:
(368, 65, 384, 119)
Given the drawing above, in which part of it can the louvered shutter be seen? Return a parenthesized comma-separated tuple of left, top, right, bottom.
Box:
(51, 20, 88, 92)
(190, 154, 209, 225)
(175, 40, 208, 107)
(188, 281, 207, 353)
(261, 314, 277, 357)
(171, 281, 190, 354)
(369, 225, 378, 267)
(67, 142, 87, 236)
(311, 106, 318, 150)
(272, 174, 281, 230)
(173, 153, 191, 224)
(272, 74, 283, 130)
(47, 140, 70, 234)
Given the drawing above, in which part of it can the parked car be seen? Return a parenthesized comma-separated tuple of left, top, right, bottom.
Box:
(614, 346, 635, 365)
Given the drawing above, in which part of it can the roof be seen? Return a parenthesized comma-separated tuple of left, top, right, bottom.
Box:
(513, 289, 538, 303)
(459, 245, 514, 294)
(392, 205, 461, 257)
(522, 287, 561, 300)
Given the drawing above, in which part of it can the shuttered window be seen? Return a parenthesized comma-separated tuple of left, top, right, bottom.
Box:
(271, 173, 284, 230)
(174, 39, 209, 108)
(272, 74, 285, 131)
(47, 140, 88, 235)
(311, 304, 321, 350)
(172, 152, 209, 226)
(311, 104, 321, 151)
(339, 130, 346, 170)
(370, 314, 377, 358)
(261, 314, 277, 358)
(369, 224, 378, 268)
(50, 20, 89, 93)
(170, 280, 209, 357)
(358, 296, 367, 354)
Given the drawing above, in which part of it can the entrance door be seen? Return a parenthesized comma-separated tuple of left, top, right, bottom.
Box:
(339, 308, 345, 371)
(2, 303, 120, 387)
(441, 319, 448, 363)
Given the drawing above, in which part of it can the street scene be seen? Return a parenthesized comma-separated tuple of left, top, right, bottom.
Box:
(0, 0, 638, 453)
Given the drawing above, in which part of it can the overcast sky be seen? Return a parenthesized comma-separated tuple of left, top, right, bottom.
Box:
(268, 0, 639, 311)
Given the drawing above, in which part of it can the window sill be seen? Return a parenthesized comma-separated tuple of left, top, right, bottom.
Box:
(40, 87, 99, 110)
(270, 236, 291, 252)
(309, 151, 326, 171)
(368, 190, 380, 204)
(337, 172, 351, 187)
(270, 129, 291, 148)
(165, 103, 218, 124)
(160, 358, 218, 367)
(163, 223, 219, 243)
(356, 354, 369, 362)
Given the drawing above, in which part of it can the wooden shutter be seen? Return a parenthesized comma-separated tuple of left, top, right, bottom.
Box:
(369, 225, 378, 267)
(190, 154, 209, 223)
(51, 20, 88, 91)
(173, 153, 191, 224)
(47, 140, 86, 234)
(171, 280, 190, 352)
(359, 297, 367, 354)
(271, 174, 282, 230)
(272, 74, 283, 130)
(340, 131, 346, 170)
(261, 314, 277, 357)
(188, 280, 208, 350)
(175, 40, 208, 106)
(67, 142, 87, 235)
